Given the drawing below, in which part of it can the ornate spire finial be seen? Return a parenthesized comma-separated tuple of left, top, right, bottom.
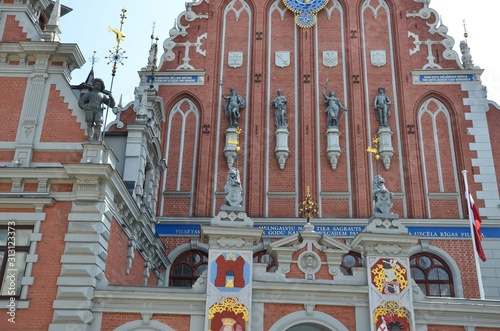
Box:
(89, 50, 98, 70)
(299, 186, 318, 223)
(463, 19, 468, 42)
(148, 21, 159, 90)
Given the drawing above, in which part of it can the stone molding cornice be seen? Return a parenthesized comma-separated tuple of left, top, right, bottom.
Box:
(94, 287, 206, 314)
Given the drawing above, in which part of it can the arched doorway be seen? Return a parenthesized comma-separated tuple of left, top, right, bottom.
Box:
(268, 311, 349, 331)
(287, 323, 332, 331)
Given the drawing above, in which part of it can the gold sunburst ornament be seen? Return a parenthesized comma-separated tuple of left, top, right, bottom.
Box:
(299, 186, 318, 223)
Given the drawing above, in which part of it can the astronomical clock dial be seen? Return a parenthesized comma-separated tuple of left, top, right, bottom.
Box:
(283, 0, 329, 13)
(283, 0, 329, 28)
(296, 12, 316, 28)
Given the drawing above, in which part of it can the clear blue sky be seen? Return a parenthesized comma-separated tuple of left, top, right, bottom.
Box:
(60, 0, 499, 105)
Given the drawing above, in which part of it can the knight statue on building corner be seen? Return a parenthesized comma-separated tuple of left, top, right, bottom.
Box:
(78, 78, 115, 141)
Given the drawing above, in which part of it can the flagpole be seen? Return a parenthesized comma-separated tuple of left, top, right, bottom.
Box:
(461, 170, 485, 299)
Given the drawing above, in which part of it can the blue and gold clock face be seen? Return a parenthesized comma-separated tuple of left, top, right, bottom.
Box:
(296, 12, 316, 28)
(283, 0, 329, 14)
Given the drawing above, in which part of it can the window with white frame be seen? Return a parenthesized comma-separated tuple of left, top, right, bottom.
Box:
(0, 226, 33, 298)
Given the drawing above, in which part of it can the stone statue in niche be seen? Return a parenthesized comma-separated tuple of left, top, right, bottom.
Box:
(222, 87, 245, 127)
(374, 87, 391, 127)
(322, 79, 347, 128)
(272, 89, 288, 128)
(78, 78, 115, 141)
(372, 175, 394, 215)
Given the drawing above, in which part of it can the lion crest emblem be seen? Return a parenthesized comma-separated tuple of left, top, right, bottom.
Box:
(224, 167, 243, 207)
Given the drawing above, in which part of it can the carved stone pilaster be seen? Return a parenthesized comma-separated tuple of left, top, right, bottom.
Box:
(274, 128, 290, 170)
(377, 126, 394, 170)
(326, 126, 342, 169)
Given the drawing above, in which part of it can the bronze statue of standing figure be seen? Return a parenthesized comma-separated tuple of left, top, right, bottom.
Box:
(374, 87, 391, 127)
(272, 89, 288, 128)
(322, 78, 347, 129)
(78, 78, 115, 141)
(222, 86, 245, 127)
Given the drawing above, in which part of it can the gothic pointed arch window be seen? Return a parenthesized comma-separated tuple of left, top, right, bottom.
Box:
(410, 252, 454, 297)
(169, 250, 208, 287)
(417, 97, 463, 218)
(162, 98, 200, 216)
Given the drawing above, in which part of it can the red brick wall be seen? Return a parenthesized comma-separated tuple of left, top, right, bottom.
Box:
(40, 85, 86, 142)
(150, 0, 476, 220)
(0, 77, 27, 142)
(0, 151, 16, 164)
(0, 202, 70, 331)
(105, 218, 158, 286)
(1, 15, 29, 42)
(487, 103, 500, 196)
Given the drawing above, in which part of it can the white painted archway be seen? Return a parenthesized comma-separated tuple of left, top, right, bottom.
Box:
(268, 310, 350, 331)
(112, 320, 175, 331)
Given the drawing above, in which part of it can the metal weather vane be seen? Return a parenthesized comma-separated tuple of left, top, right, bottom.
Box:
(102, 7, 127, 140)
(299, 186, 318, 223)
(106, 8, 128, 77)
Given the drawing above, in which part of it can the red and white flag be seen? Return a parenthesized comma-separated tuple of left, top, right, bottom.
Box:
(468, 193, 487, 262)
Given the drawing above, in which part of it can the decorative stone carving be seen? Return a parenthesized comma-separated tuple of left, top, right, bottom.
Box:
(377, 126, 394, 170)
(126, 240, 135, 275)
(143, 262, 150, 286)
(275, 128, 290, 170)
(216, 237, 246, 248)
(370, 50, 386, 67)
(228, 51, 243, 68)
(326, 126, 341, 169)
(372, 175, 394, 215)
(223, 167, 243, 208)
(275, 51, 290, 67)
(157, 4, 208, 69)
(322, 50, 338, 67)
(460, 40, 474, 69)
(298, 251, 321, 280)
(406, 1, 461, 69)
